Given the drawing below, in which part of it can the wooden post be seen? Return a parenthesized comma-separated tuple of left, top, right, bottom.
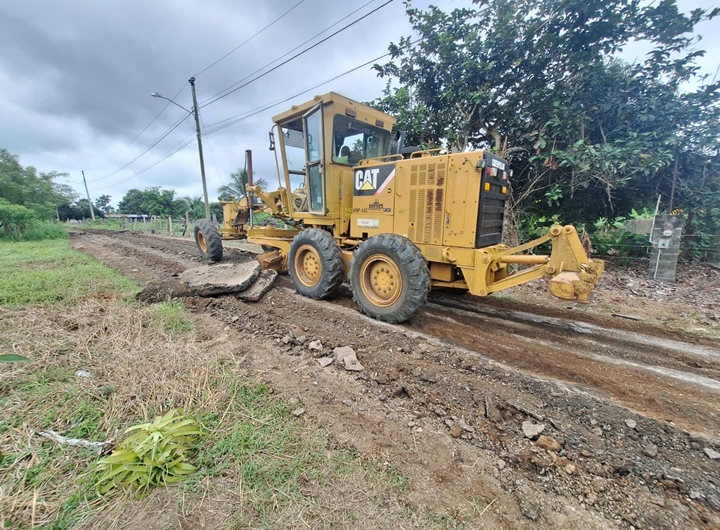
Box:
(185, 211, 190, 237)
(168, 217, 172, 235)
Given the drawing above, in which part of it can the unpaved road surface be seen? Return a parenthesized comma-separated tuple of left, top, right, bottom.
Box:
(70, 229, 720, 530)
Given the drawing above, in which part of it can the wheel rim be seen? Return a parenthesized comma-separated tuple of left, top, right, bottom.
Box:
(359, 254, 403, 307)
(197, 232, 208, 252)
(295, 244, 322, 287)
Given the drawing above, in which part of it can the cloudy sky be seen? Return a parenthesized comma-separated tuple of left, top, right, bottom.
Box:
(1, 0, 718, 209)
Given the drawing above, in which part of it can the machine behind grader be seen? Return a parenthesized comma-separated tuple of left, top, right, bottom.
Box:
(194, 92, 603, 323)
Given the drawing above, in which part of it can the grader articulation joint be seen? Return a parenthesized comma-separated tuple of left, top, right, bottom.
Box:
(194, 92, 604, 323)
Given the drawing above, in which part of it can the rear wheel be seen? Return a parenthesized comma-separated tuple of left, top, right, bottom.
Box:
(194, 219, 223, 262)
(350, 234, 430, 323)
(288, 229, 343, 299)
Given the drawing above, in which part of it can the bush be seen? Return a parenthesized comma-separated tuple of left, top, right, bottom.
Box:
(18, 221, 67, 241)
(0, 200, 37, 240)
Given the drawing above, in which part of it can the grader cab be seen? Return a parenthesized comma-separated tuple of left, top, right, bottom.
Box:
(195, 92, 603, 323)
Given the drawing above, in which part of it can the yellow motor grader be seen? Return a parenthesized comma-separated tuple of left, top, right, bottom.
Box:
(194, 92, 603, 323)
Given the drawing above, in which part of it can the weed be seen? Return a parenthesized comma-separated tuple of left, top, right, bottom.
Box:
(151, 300, 194, 336)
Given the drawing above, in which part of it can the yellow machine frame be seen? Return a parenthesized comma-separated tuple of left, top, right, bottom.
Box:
(212, 92, 603, 311)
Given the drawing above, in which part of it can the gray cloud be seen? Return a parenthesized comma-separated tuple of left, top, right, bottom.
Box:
(1, 0, 717, 206)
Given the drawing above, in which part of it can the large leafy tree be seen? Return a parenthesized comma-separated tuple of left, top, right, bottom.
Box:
(0, 149, 76, 219)
(94, 194, 113, 214)
(373, 0, 720, 227)
(117, 187, 179, 217)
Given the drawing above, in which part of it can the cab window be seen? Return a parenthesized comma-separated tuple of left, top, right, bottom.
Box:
(332, 115, 392, 165)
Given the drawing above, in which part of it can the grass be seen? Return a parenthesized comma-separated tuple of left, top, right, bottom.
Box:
(0, 239, 140, 306)
(0, 242, 467, 529)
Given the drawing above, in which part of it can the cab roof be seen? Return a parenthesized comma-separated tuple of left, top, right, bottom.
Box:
(271, 92, 396, 132)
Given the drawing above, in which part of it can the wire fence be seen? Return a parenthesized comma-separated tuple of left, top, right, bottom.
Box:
(68, 216, 198, 238)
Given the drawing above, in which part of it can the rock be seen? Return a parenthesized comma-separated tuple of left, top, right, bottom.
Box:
(592, 427, 603, 437)
(292, 407, 305, 417)
(334, 346, 355, 362)
(449, 424, 462, 438)
(333, 346, 364, 371)
(624, 419, 637, 430)
(497, 459, 507, 470)
(295, 334, 307, 344)
(317, 357, 333, 368)
(536, 435, 561, 452)
(459, 419, 475, 433)
(485, 396, 503, 422)
(518, 497, 539, 520)
(308, 340, 323, 351)
(343, 356, 364, 372)
(75, 370, 91, 378)
(237, 269, 277, 301)
(281, 335, 293, 345)
(643, 443, 658, 458)
(704, 447, 720, 460)
(564, 464, 578, 474)
(522, 420, 545, 439)
(180, 262, 260, 296)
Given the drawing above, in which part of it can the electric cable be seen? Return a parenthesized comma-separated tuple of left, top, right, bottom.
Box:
(95, 37, 417, 190)
(199, 0, 394, 109)
(94, 83, 188, 169)
(93, 113, 191, 182)
(192, 0, 308, 77)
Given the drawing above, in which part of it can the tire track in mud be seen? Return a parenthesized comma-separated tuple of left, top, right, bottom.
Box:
(403, 301, 720, 439)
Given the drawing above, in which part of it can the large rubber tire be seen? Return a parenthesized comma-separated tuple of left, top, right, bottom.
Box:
(350, 234, 430, 323)
(288, 229, 343, 299)
(194, 219, 223, 262)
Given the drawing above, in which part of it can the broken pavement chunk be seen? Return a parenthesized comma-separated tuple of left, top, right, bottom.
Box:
(180, 262, 260, 296)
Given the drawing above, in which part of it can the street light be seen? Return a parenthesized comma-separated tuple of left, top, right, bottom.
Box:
(151, 77, 210, 220)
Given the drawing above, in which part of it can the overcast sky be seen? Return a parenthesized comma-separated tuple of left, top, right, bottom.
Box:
(1, 0, 718, 209)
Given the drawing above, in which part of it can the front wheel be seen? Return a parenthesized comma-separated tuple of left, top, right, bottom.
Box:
(350, 234, 430, 323)
(194, 219, 223, 262)
(288, 229, 343, 299)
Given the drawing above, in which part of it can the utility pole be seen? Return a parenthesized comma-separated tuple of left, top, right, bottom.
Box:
(81, 170, 96, 221)
(189, 77, 211, 220)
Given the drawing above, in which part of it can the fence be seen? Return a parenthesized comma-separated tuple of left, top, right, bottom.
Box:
(68, 215, 203, 238)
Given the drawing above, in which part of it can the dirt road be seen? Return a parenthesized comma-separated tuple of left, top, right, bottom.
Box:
(69, 229, 720, 529)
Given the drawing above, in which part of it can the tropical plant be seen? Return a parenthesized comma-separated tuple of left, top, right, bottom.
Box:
(217, 168, 268, 200)
(180, 196, 206, 219)
(95, 409, 201, 495)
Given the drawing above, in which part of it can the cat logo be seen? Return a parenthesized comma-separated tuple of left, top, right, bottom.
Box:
(355, 168, 379, 191)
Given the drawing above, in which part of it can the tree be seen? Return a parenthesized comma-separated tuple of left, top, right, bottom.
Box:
(117, 187, 178, 217)
(217, 168, 268, 200)
(373, 0, 720, 227)
(95, 194, 113, 214)
(0, 149, 76, 219)
(179, 196, 206, 220)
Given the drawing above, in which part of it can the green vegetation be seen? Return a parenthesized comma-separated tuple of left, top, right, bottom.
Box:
(96, 410, 201, 495)
(0, 239, 139, 306)
(0, 240, 461, 529)
(374, 0, 719, 258)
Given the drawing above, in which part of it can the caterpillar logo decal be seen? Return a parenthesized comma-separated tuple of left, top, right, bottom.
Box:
(354, 164, 395, 196)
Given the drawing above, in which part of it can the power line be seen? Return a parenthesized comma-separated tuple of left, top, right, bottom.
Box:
(199, 0, 394, 109)
(94, 83, 188, 169)
(93, 1, 390, 188)
(92, 114, 191, 183)
(192, 0, 308, 77)
(94, 38, 416, 191)
(203, 48, 399, 136)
